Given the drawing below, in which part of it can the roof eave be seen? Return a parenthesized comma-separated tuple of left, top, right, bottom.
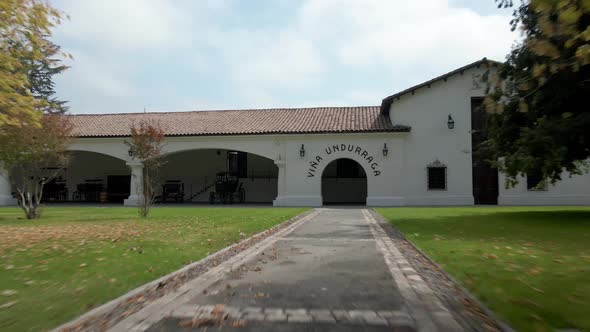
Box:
(71, 127, 412, 139)
(380, 58, 501, 115)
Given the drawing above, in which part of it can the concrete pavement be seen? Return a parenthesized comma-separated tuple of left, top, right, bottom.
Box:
(111, 209, 461, 332)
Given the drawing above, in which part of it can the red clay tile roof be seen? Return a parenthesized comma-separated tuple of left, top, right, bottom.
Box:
(68, 106, 410, 137)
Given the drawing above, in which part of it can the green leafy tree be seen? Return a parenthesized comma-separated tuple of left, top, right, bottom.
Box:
(0, 0, 64, 126)
(26, 37, 70, 114)
(485, 0, 590, 187)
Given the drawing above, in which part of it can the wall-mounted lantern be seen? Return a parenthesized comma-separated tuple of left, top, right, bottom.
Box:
(299, 144, 305, 157)
(447, 114, 455, 130)
(383, 143, 389, 157)
(128, 148, 135, 157)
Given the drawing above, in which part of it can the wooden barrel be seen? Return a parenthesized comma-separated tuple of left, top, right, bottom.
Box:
(99, 191, 108, 203)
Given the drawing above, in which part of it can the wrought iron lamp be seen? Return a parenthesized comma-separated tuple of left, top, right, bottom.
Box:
(383, 143, 389, 156)
(447, 114, 455, 130)
(299, 144, 305, 157)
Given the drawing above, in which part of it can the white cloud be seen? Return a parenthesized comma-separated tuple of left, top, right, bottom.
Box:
(223, 30, 324, 89)
(55, 0, 218, 51)
(60, 0, 187, 50)
(215, 0, 516, 105)
(299, 0, 515, 70)
(347, 89, 389, 105)
(56, 50, 136, 98)
(191, 26, 326, 107)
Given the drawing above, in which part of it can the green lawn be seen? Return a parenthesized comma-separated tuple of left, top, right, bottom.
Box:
(376, 206, 590, 332)
(0, 206, 308, 331)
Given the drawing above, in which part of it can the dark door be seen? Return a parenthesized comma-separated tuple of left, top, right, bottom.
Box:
(227, 151, 247, 178)
(471, 97, 499, 204)
(107, 175, 131, 203)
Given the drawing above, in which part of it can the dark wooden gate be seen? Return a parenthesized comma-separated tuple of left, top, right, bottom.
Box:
(471, 97, 499, 204)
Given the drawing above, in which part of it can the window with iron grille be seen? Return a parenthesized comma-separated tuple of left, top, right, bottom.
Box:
(427, 159, 447, 190)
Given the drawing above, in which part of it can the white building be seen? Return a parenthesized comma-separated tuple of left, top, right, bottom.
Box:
(1, 59, 589, 207)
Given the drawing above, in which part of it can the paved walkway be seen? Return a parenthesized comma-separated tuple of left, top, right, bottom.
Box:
(111, 209, 462, 332)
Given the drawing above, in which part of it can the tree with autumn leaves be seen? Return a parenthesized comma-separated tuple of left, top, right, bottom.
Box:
(0, 0, 71, 219)
(125, 120, 165, 218)
(485, 0, 590, 187)
(125, 121, 166, 218)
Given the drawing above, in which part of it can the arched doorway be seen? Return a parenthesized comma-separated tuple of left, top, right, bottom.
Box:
(321, 158, 367, 205)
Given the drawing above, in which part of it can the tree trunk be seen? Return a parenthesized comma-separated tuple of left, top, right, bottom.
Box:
(139, 167, 150, 218)
(16, 179, 43, 220)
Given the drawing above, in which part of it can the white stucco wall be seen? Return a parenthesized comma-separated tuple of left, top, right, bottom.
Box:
(388, 65, 590, 206)
(499, 172, 590, 205)
(388, 67, 484, 205)
(274, 133, 405, 206)
(0, 168, 16, 205)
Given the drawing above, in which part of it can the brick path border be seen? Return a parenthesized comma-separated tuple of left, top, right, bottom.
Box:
(362, 209, 463, 332)
(167, 304, 414, 328)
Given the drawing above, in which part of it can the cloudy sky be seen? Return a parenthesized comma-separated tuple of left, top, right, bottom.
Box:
(52, 0, 519, 114)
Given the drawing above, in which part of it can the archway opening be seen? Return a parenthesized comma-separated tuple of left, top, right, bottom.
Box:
(160, 149, 278, 204)
(42, 150, 130, 204)
(321, 158, 367, 205)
